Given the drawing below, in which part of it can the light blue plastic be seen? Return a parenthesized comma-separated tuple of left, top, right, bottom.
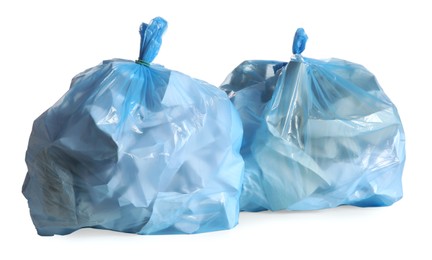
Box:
(220, 60, 286, 211)
(23, 17, 244, 235)
(224, 29, 406, 211)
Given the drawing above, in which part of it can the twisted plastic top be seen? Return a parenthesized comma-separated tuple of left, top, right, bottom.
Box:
(292, 28, 308, 55)
(137, 17, 168, 65)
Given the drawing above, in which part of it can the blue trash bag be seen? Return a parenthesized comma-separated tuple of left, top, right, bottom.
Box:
(227, 28, 406, 211)
(220, 60, 287, 211)
(22, 17, 244, 235)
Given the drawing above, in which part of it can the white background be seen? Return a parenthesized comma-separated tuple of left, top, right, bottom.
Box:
(1, 0, 430, 259)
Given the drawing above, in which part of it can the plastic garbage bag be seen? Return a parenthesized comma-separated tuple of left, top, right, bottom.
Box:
(227, 28, 406, 211)
(22, 17, 244, 236)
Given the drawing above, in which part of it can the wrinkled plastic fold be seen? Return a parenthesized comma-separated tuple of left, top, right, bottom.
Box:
(23, 17, 244, 235)
(220, 60, 286, 211)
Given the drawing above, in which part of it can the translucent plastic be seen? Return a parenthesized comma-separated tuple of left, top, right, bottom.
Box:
(224, 28, 406, 211)
(23, 17, 244, 235)
(220, 60, 286, 211)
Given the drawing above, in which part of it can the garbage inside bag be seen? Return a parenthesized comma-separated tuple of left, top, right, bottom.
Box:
(22, 17, 244, 235)
(220, 60, 288, 153)
(220, 60, 287, 211)
(227, 28, 406, 211)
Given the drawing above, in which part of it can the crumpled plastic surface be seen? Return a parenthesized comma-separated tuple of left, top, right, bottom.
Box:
(22, 17, 244, 235)
(220, 60, 286, 211)
(224, 28, 406, 211)
(221, 60, 287, 153)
